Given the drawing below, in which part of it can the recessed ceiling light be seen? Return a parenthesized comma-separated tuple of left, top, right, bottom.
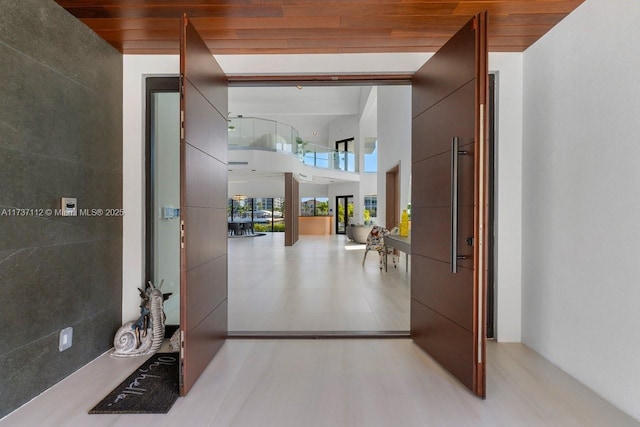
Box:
(312, 130, 317, 136)
(296, 84, 303, 90)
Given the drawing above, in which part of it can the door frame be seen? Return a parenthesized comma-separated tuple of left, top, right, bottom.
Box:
(335, 195, 354, 234)
(144, 77, 180, 287)
(335, 137, 355, 172)
(385, 163, 400, 231)
(487, 73, 497, 339)
(225, 73, 497, 352)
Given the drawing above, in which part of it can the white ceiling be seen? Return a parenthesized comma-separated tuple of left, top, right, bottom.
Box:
(229, 86, 365, 116)
(229, 85, 370, 146)
(223, 53, 430, 145)
(216, 53, 432, 75)
(224, 53, 423, 188)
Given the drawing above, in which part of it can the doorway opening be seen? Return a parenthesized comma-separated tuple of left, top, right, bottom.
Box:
(385, 164, 400, 231)
(145, 77, 497, 338)
(335, 195, 354, 234)
(146, 75, 498, 341)
(335, 137, 356, 172)
(227, 79, 412, 336)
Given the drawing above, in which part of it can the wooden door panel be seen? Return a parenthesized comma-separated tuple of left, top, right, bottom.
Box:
(412, 255, 473, 330)
(185, 144, 227, 208)
(411, 302, 474, 391)
(184, 207, 227, 269)
(412, 81, 475, 163)
(411, 206, 474, 270)
(180, 15, 228, 396)
(412, 152, 474, 208)
(182, 301, 227, 392)
(412, 20, 476, 118)
(184, 80, 228, 162)
(185, 256, 228, 329)
(411, 12, 488, 398)
(183, 22, 227, 117)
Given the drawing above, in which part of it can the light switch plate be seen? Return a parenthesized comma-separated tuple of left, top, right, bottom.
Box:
(59, 327, 73, 351)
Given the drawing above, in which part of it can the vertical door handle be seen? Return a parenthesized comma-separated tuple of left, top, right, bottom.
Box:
(451, 137, 459, 273)
(451, 138, 470, 273)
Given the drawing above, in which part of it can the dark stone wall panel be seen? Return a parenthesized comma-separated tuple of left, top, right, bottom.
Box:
(0, 0, 122, 418)
(0, 44, 122, 172)
(0, 239, 122, 352)
(0, 0, 122, 94)
(0, 308, 120, 416)
(0, 149, 122, 250)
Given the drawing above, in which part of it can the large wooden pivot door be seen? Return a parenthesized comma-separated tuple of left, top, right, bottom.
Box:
(410, 12, 488, 397)
(179, 15, 229, 395)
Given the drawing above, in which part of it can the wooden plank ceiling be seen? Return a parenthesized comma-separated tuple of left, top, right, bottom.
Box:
(55, 1, 585, 54)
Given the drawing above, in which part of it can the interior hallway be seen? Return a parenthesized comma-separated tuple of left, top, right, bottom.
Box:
(1, 339, 636, 427)
(228, 233, 410, 332)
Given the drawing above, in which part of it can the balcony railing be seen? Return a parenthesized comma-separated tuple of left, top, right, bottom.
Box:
(228, 116, 358, 172)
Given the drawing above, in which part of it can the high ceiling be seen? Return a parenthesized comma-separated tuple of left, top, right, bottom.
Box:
(229, 85, 371, 146)
(56, 0, 585, 54)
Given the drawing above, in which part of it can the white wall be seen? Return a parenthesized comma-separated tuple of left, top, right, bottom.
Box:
(229, 177, 284, 199)
(328, 115, 359, 151)
(489, 53, 524, 343)
(358, 87, 379, 222)
(122, 55, 179, 322)
(300, 183, 329, 198)
(522, 0, 640, 421)
(377, 85, 412, 228)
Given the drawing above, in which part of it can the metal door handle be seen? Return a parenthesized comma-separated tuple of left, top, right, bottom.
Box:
(451, 137, 459, 273)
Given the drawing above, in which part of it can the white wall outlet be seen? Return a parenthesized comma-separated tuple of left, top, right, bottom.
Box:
(59, 327, 73, 352)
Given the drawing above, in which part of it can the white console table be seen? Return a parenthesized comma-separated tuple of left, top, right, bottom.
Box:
(385, 234, 411, 272)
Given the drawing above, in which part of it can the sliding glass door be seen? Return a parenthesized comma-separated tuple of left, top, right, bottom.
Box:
(335, 195, 354, 234)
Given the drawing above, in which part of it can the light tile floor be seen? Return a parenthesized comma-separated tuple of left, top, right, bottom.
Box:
(1, 340, 637, 426)
(3, 233, 637, 426)
(228, 233, 410, 332)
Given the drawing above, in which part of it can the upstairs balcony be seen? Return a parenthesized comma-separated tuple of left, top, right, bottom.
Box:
(228, 116, 358, 178)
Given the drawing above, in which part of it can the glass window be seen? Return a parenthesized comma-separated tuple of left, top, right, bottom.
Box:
(364, 195, 377, 218)
(364, 139, 378, 173)
(228, 197, 285, 232)
(300, 197, 329, 216)
(301, 197, 315, 216)
(315, 197, 329, 216)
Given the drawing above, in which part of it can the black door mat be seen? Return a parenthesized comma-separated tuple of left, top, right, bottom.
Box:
(89, 352, 179, 414)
